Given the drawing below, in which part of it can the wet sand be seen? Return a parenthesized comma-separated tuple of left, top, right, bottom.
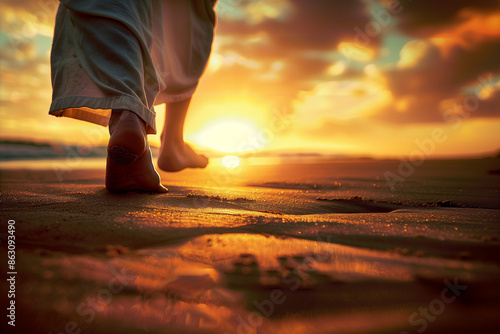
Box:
(1, 157, 500, 333)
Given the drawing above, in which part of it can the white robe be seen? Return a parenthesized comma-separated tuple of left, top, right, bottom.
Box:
(49, 0, 217, 134)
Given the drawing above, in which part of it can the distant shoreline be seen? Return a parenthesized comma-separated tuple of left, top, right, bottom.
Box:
(1, 139, 499, 163)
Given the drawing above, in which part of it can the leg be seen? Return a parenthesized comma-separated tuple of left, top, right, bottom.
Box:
(49, 5, 166, 193)
(157, 98, 209, 172)
(152, 0, 215, 172)
(106, 110, 168, 193)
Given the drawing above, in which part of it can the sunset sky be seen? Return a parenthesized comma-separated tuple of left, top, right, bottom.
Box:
(1, 0, 499, 158)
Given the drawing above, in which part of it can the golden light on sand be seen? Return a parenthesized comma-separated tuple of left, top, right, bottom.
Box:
(189, 117, 266, 153)
(221, 155, 241, 168)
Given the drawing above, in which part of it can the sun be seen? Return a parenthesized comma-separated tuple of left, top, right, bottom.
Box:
(221, 155, 241, 168)
(188, 117, 266, 153)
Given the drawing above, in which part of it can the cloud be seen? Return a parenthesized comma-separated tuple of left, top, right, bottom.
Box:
(383, 0, 500, 37)
(0, 0, 57, 38)
(0, 0, 58, 141)
(358, 0, 500, 123)
(211, 0, 376, 98)
(212, 0, 500, 127)
(373, 37, 500, 123)
(292, 75, 391, 121)
(218, 0, 373, 49)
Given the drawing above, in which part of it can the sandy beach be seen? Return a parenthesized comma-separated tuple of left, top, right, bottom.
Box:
(1, 157, 500, 334)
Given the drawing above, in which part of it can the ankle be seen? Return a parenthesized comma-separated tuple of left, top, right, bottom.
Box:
(110, 110, 146, 134)
(108, 110, 147, 155)
(108, 110, 123, 135)
(160, 133, 184, 148)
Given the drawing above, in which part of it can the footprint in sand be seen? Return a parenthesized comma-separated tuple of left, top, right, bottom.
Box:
(223, 253, 332, 289)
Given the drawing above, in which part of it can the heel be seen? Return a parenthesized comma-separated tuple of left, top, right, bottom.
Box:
(108, 145, 138, 165)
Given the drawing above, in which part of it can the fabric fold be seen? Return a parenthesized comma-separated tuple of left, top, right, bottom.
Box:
(50, 0, 217, 134)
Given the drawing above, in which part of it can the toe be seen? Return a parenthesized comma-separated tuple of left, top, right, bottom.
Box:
(199, 155, 209, 168)
(155, 184, 169, 193)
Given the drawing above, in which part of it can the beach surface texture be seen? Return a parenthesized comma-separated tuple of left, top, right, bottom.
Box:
(1, 157, 500, 333)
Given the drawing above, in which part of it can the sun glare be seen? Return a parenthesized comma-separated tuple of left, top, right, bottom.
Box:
(221, 155, 241, 168)
(189, 117, 266, 153)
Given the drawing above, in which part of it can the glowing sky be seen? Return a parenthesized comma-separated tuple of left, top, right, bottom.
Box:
(1, 0, 500, 157)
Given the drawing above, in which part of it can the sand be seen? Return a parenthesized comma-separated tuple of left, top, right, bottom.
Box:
(1, 157, 500, 333)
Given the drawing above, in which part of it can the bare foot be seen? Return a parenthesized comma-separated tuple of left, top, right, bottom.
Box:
(157, 98, 209, 172)
(106, 110, 168, 193)
(157, 140, 209, 172)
